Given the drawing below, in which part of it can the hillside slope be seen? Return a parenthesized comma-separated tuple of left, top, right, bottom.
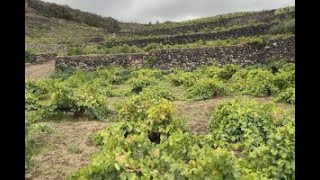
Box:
(26, 8, 108, 44)
(25, 0, 148, 44)
(25, 0, 294, 51)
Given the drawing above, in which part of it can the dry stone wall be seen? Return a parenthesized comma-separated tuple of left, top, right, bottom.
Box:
(25, 44, 69, 54)
(56, 36, 294, 71)
(25, 43, 90, 54)
(104, 23, 275, 48)
(26, 53, 58, 65)
(118, 11, 294, 36)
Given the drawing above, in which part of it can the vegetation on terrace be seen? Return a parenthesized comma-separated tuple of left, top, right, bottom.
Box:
(105, 21, 271, 41)
(124, 6, 294, 31)
(64, 34, 292, 56)
(25, 3, 295, 178)
(26, 61, 294, 179)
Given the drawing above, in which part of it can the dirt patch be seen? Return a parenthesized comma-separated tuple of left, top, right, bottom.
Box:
(25, 120, 109, 180)
(174, 97, 233, 135)
(25, 60, 55, 80)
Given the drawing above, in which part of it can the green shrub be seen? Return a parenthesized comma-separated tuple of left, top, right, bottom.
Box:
(69, 96, 256, 180)
(67, 47, 86, 56)
(119, 44, 131, 53)
(265, 60, 289, 70)
(209, 99, 278, 150)
(202, 27, 212, 33)
(116, 95, 152, 122)
(274, 7, 295, 15)
(25, 90, 40, 110)
(25, 50, 35, 63)
(177, 32, 184, 36)
(275, 87, 295, 104)
(98, 67, 140, 87)
(25, 79, 60, 97)
(186, 78, 225, 100)
(130, 68, 166, 80)
(145, 56, 158, 68)
(72, 129, 247, 179)
(116, 94, 185, 133)
(140, 85, 175, 101)
(129, 76, 157, 93)
(279, 62, 295, 72)
(273, 68, 295, 91)
(194, 66, 222, 79)
(270, 18, 295, 34)
(143, 43, 163, 52)
(111, 70, 131, 84)
(229, 69, 276, 97)
(48, 84, 109, 120)
(129, 45, 143, 53)
(167, 71, 198, 87)
(63, 70, 102, 88)
(218, 64, 240, 80)
(197, 39, 207, 45)
(245, 118, 295, 180)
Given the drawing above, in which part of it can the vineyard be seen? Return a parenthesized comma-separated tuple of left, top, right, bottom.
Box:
(26, 61, 294, 179)
(25, 2, 294, 179)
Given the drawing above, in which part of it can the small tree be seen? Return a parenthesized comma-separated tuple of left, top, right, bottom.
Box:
(148, 21, 152, 25)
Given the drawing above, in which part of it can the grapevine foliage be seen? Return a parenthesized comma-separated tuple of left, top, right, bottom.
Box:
(25, 62, 295, 179)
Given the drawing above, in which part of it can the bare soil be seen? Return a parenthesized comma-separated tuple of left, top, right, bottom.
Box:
(25, 60, 55, 80)
(174, 96, 234, 135)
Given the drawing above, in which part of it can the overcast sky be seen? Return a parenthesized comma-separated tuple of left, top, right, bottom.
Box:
(42, 0, 295, 24)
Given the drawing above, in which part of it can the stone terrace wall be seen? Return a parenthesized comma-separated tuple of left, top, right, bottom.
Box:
(25, 43, 89, 54)
(118, 11, 294, 36)
(56, 36, 294, 71)
(25, 44, 69, 54)
(26, 53, 58, 65)
(104, 23, 275, 48)
(150, 37, 294, 70)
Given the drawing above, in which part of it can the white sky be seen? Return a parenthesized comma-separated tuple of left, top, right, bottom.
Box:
(42, 0, 295, 24)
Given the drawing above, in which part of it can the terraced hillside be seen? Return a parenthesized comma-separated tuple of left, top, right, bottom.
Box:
(25, 1, 295, 179)
(118, 8, 294, 36)
(25, 1, 294, 56)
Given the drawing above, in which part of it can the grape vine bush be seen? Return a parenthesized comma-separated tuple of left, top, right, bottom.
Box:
(209, 98, 295, 179)
(186, 78, 225, 100)
(69, 95, 259, 179)
(69, 95, 294, 179)
(25, 62, 294, 179)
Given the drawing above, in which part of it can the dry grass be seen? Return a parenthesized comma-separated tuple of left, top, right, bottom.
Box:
(25, 120, 109, 180)
(25, 60, 55, 80)
(174, 96, 234, 135)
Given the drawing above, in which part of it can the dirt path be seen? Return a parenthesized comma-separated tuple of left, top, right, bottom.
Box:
(25, 60, 55, 80)
(25, 120, 109, 180)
